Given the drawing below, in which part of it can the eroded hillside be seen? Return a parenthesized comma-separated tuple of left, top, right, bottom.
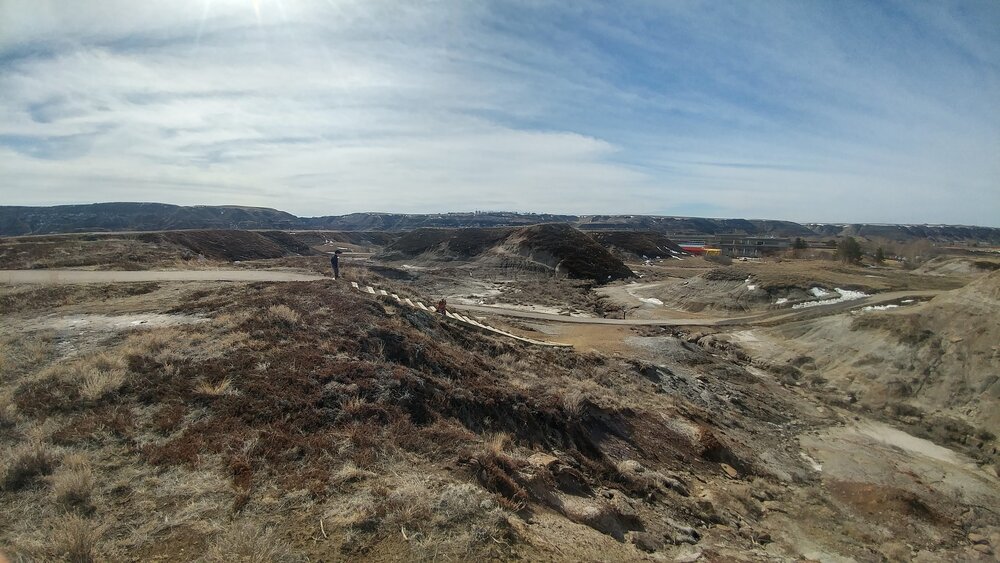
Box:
(2, 265, 998, 561)
(706, 270, 1000, 467)
(379, 224, 634, 282)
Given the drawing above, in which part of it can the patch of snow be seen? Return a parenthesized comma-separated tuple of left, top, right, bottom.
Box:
(746, 284, 756, 291)
(809, 287, 833, 298)
(793, 288, 869, 309)
(861, 304, 899, 312)
(774, 297, 789, 305)
(639, 297, 664, 306)
(901, 299, 915, 303)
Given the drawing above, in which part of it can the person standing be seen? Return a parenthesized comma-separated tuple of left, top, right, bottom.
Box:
(331, 250, 341, 279)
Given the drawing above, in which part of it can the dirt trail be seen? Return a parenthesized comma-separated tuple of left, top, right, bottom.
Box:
(0, 269, 325, 284)
(454, 290, 940, 327)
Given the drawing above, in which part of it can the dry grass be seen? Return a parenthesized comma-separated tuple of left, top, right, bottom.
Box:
(0, 333, 53, 378)
(484, 432, 511, 455)
(121, 329, 176, 357)
(0, 391, 18, 428)
(79, 368, 128, 402)
(52, 453, 96, 510)
(52, 514, 99, 563)
(340, 396, 368, 417)
(195, 377, 233, 396)
(2, 441, 57, 491)
(330, 461, 376, 491)
(383, 481, 434, 529)
(204, 522, 295, 563)
(561, 389, 587, 419)
(434, 482, 484, 524)
(341, 265, 371, 285)
(267, 304, 301, 325)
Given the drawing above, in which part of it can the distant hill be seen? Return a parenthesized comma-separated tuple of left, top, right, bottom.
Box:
(1, 203, 998, 243)
(0, 202, 298, 235)
(378, 224, 635, 282)
(806, 223, 1000, 243)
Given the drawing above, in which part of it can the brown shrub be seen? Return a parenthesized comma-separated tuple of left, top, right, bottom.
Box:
(51, 407, 136, 446)
(144, 432, 206, 467)
(2, 441, 57, 490)
(152, 403, 187, 435)
(464, 436, 530, 511)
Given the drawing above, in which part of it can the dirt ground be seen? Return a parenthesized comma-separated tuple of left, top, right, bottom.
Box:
(1, 245, 998, 562)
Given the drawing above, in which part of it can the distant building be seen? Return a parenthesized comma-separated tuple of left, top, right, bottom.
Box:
(714, 235, 790, 257)
(674, 234, 790, 258)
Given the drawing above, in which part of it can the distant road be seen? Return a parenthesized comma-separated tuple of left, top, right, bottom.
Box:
(0, 269, 326, 284)
(453, 290, 941, 327)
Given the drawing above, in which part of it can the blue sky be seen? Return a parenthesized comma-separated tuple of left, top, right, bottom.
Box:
(0, 0, 998, 225)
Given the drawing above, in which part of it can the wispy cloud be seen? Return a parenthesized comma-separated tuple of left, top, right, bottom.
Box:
(0, 0, 997, 225)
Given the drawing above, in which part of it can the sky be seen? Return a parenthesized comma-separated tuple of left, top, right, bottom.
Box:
(0, 1, 998, 226)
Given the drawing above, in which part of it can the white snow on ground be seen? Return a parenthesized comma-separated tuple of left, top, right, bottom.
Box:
(861, 304, 899, 312)
(809, 287, 833, 298)
(793, 288, 869, 309)
(639, 297, 664, 306)
(902, 299, 915, 303)
(774, 297, 789, 305)
(747, 284, 757, 291)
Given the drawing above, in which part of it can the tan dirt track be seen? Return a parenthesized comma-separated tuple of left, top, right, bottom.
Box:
(453, 290, 941, 326)
(0, 269, 939, 328)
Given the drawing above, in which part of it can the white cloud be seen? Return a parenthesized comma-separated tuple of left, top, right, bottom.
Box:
(0, 0, 997, 225)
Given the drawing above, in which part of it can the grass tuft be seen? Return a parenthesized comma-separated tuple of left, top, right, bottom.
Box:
(52, 514, 99, 563)
(2, 441, 57, 490)
(267, 304, 301, 325)
(79, 368, 127, 401)
(52, 453, 96, 510)
(195, 377, 233, 396)
(0, 392, 18, 428)
(205, 522, 294, 562)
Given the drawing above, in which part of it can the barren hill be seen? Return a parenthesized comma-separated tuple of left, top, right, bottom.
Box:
(378, 224, 635, 281)
(5, 203, 999, 243)
(589, 231, 686, 260)
(0, 203, 298, 236)
(0, 230, 315, 270)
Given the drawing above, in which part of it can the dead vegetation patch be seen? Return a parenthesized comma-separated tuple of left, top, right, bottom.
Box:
(51, 453, 96, 511)
(0, 273, 827, 559)
(2, 440, 57, 491)
(0, 282, 161, 315)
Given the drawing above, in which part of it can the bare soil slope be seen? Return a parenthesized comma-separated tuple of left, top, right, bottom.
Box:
(0, 230, 315, 270)
(714, 270, 1000, 467)
(379, 224, 634, 282)
(589, 231, 686, 260)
